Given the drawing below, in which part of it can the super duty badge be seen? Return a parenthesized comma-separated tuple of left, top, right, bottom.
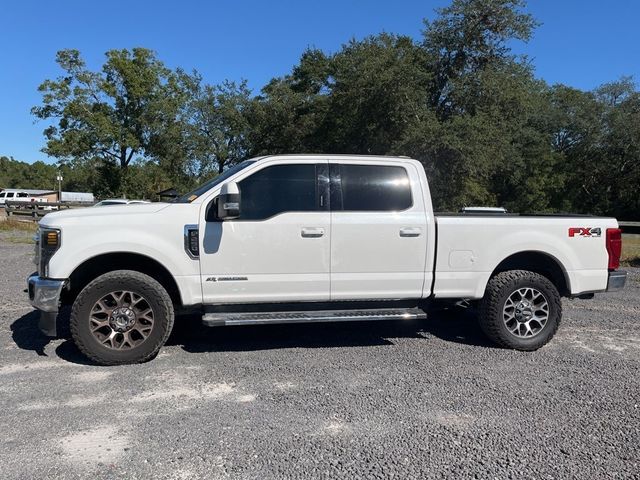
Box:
(206, 276, 249, 282)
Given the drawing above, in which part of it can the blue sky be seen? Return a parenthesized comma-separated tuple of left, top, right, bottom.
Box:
(1, 0, 638, 164)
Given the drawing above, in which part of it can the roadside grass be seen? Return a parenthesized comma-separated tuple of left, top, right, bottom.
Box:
(0, 218, 39, 233)
(0, 217, 38, 244)
(3, 235, 35, 244)
(622, 234, 640, 267)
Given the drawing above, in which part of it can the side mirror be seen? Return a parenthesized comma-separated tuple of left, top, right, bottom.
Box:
(216, 182, 241, 220)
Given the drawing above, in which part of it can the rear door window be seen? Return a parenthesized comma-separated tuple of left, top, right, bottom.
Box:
(336, 164, 412, 211)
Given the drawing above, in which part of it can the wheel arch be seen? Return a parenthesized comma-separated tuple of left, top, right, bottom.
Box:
(489, 250, 570, 297)
(61, 252, 183, 308)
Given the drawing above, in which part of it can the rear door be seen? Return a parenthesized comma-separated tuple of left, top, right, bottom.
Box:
(329, 160, 428, 300)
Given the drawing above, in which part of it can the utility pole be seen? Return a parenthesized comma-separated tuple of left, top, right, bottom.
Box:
(56, 173, 63, 202)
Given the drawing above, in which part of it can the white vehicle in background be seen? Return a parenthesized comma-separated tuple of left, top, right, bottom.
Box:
(27, 154, 627, 365)
(0, 190, 43, 206)
(0, 189, 55, 210)
(93, 199, 150, 207)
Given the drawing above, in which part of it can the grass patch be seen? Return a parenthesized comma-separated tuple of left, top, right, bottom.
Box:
(622, 234, 640, 267)
(3, 235, 36, 244)
(0, 218, 39, 233)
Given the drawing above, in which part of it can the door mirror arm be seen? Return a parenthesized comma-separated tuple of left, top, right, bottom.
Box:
(205, 198, 219, 222)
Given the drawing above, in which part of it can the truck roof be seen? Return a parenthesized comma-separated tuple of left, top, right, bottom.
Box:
(255, 154, 415, 162)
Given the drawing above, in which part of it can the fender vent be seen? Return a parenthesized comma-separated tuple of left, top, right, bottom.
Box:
(184, 225, 199, 258)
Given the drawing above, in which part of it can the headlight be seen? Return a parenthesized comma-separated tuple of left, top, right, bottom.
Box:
(39, 227, 61, 277)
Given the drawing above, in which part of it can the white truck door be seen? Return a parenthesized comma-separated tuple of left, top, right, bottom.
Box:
(329, 161, 428, 300)
(200, 161, 330, 303)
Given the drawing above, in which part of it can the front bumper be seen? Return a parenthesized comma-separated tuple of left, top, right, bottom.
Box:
(27, 274, 65, 336)
(606, 270, 627, 292)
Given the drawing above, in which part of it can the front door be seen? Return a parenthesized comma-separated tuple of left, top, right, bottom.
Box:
(200, 161, 330, 304)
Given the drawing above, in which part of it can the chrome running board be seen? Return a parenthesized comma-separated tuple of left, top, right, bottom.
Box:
(202, 307, 427, 327)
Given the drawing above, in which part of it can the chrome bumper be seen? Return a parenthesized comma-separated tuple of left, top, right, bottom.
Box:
(606, 270, 627, 292)
(28, 275, 65, 312)
(27, 275, 65, 337)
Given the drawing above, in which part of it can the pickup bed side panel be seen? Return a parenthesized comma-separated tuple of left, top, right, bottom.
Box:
(433, 216, 618, 299)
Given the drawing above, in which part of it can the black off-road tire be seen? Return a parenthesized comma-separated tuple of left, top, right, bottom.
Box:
(479, 270, 562, 351)
(70, 270, 174, 365)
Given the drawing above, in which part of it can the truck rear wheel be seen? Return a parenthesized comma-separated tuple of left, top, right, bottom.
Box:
(479, 270, 562, 351)
(70, 270, 174, 365)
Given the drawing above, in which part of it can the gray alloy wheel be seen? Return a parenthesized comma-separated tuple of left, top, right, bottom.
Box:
(89, 290, 155, 350)
(502, 287, 549, 338)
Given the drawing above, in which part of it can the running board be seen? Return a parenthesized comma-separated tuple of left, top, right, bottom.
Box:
(202, 307, 427, 327)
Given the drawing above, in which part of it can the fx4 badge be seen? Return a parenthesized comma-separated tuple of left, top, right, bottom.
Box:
(568, 227, 601, 238)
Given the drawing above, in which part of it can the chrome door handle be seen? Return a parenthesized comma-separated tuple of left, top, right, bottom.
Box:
(399, 227, 421, 237)
(301, 227, 325, 238)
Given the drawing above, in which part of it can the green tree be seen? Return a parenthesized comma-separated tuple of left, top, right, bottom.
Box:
(557, 78, 640, 218)
(183, 73, 253, 176)
(423, 0, 538, 118)
(322, 34, 431, 154)
(0, 156, 57, 190)
(396, 0, 544, 211)
(32, 48, 186, 195)
(249, 49, 332, 155)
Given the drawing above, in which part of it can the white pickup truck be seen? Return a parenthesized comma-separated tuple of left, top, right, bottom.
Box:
(0, 190, 45, 206)
(27, 155, 627, 365)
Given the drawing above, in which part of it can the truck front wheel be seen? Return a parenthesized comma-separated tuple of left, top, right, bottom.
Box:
(70, 270, 175, 365)
(479, 270, 562, 351)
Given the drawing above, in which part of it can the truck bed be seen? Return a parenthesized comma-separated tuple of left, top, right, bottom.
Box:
(433, 214, 619, 299)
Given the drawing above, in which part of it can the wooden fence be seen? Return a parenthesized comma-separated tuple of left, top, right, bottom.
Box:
(3, 200, 94, 220)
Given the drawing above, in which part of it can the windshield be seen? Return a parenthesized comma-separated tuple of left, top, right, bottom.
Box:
(173, 160, 256, 203)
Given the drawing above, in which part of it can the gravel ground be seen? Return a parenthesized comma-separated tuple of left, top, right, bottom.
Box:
(0, 239, 639, 479)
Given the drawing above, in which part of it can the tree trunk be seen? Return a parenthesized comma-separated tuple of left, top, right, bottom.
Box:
(120, 146, 128, 169)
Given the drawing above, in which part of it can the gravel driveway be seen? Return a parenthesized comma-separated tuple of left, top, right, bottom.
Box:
(1, 239, 638, 479)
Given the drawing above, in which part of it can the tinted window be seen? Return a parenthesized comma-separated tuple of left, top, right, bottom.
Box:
(17, 192, 29, 198)
(339, 164, 412, 211)
(239, 164, 318, 220)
